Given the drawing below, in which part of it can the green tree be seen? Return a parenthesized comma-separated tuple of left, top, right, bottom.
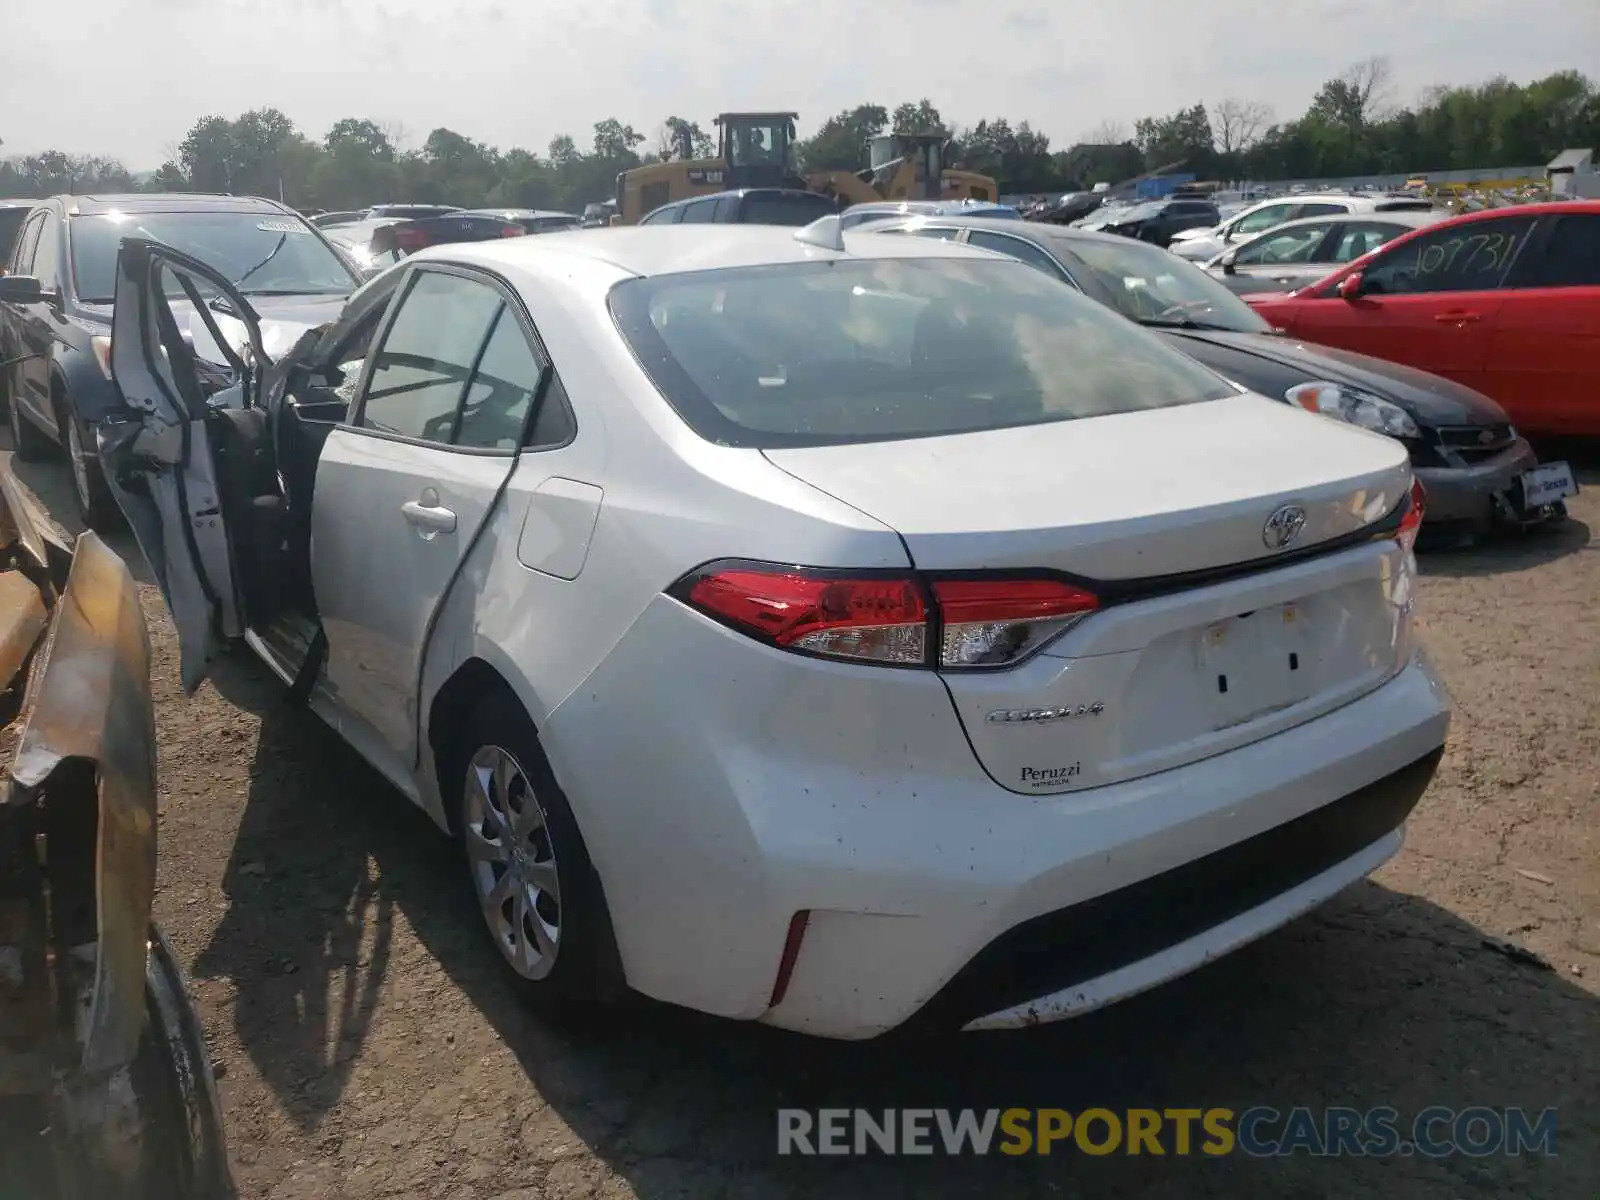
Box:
(891, 99, 945, 135)
(796, 104, 887, 171)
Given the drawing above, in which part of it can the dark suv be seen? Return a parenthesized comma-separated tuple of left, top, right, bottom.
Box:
(639, 188, 839, 227)
(1086, 197, 1221, 247)
(0, 194, 360, 527)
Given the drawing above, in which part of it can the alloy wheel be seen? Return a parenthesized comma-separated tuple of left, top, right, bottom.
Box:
(463, 744, 562, 980)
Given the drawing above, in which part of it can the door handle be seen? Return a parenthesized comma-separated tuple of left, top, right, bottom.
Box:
(1433, 311, 1480, 323)
(401, 500, 457, 533)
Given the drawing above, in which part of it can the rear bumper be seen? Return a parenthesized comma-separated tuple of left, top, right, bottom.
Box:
(1415, 437, 1544, 529)
(545, 593, 1451, 1040)
(922, 747, 1440, 1033)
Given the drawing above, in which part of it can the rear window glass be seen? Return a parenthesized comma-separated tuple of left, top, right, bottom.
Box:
(609, 257, 1232, 449)
(740, 193, 839, 226)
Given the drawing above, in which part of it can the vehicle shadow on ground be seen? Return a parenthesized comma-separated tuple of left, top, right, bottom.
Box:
(199, 681, 1598, 1197)
(192, 657, 400, 1131)
(1418, 516, 1593, 579)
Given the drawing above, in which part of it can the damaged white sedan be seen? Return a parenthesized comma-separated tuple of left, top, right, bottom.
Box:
(104, 222, 1449, 1039)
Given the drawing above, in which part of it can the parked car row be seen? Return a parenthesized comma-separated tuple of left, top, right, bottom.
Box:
(1168, 190, 1438, 262)
(851, 211, 1574, 535)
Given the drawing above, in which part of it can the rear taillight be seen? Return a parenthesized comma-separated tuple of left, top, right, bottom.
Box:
(1396, 478, 1425, 556)
(392, 225, 430, 252)
(931, 578, 1099, 668)
(672, 563, 1098, 670)
(683, 568, 927, 665)
(501, 224, 525, 238)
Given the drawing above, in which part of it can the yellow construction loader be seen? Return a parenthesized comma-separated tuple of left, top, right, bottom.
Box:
(613, 112, 998, 224)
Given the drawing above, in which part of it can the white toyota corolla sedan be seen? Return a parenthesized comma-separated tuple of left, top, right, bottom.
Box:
(103, 218, 1449, 1039)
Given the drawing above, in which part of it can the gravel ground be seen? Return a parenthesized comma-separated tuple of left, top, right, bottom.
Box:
(5, 438, 1596, 1199)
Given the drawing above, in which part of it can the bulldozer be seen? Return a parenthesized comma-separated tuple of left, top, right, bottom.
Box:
(613, 111, 999, 224)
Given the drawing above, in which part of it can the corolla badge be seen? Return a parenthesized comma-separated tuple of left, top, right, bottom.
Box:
(987, 702, 1104, 724)
(1262, 504, 1308, 550)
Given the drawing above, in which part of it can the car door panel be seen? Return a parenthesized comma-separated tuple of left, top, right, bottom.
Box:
(312, 430, 518, 758)
(1479, 212, 1600, 434)
(1284, 215, 1536, 394)
(105, 238, 263, 692)
(1482, 285, 1600, 434)
(310, 267, 538, 766)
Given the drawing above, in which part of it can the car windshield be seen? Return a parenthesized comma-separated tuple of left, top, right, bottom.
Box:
(608, 256, 1233, 448)
(70, 210, 357, 302)
(1056, 236, 1273, 334)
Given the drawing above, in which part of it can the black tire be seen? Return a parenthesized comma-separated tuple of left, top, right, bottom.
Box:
(448, 691, 621, 1014)
(8, 390, 50, 460)
(59, 397, 119, 532)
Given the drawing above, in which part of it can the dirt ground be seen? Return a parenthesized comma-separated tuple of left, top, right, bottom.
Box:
(5, 437, 1596, 1199)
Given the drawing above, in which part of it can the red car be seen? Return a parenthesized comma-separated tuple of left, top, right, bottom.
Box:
(1247, 201, 1600, 436)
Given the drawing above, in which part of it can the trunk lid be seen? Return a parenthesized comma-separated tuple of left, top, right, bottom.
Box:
(762, 393, 1410, 578)
(763, 392, 1418, 794)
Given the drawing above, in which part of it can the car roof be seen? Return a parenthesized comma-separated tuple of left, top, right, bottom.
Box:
(656, 188, 823, 208)
(468, 208, 579, 220)
(1236, 210, 1445, 237)
(51, 193, 295, 216)
(855, 213, 1154, 251)
(417, 223, 998, 281)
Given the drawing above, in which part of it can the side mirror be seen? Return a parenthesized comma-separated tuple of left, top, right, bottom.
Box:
(1338, 271, 1366, 301)
(0, 275, 54, 305)
(1220, 251, 1238, 275)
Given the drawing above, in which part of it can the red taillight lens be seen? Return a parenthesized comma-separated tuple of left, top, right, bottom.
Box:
(1396, 478, 1425, 555)
(501, 225, 524, 238)
(931, 578, 1099, 668)
(393, 225, 430, 252)
(685, 568, 928, 665)
(674, 564, 1098, 669)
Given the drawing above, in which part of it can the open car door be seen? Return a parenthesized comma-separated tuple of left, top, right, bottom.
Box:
(104, 238, 268, 694)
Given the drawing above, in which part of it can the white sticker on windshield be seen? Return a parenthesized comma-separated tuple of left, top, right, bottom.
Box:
(256, 219, 306, 233)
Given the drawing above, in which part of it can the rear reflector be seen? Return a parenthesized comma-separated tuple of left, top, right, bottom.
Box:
(501, 225, 525, 238)
(768, 911, 811, 1009)
(673, 563, 1099, 670)
(1395, 478, 1425, 555)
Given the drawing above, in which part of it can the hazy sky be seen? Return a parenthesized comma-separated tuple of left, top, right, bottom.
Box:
(4, 0, 1595, 167)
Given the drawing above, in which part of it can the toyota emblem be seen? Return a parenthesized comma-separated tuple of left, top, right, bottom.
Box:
(1263, 504, 1308, 550)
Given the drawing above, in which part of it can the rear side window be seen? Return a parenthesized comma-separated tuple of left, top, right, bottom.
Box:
(739, 193, 837, 226)
(457, 307, 546, 450)
(1330, 221, 1408, 262)
(1359, 216, 1537, 295)
(360, 271, 503, 443)
(31, 213, 62, 287)
(678, 199, 718, 224)
(608, 257, 1231, 449)
(0, 209, 30, 267)
(966, 229, 1074, 283)
(11, 214, 43, 274)
(1235, 224, 1330, 265)
(1232, 203, 1295, 236)
(1527, 214, 1600, 287)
